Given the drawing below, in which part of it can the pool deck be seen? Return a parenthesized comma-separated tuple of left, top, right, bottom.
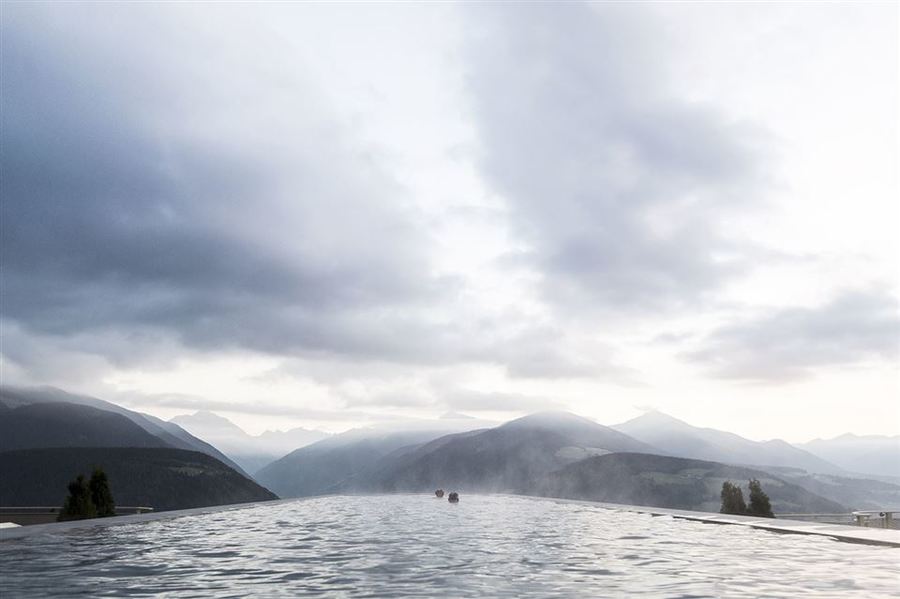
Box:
(560, 499, 900, 548)
(2, 494, 899, 547)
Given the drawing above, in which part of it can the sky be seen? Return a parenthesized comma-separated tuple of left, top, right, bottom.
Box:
(1, 2, 897, 442)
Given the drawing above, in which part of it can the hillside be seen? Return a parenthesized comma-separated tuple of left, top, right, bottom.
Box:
(763, 467, 900, 511)
(536, 452, 845, 514)
(256, 413, 498, 497)
(256, 429, 449, 498)
(0, 447, 277, 511)
(341, 411, 659, 494)
(613, 411, 841, 474)
(0, 402, 168, 451)
(0, 386, 247, 476)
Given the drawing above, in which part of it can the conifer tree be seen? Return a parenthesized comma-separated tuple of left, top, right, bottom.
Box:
(747, 478, 775, 518)
(58, 474, 97, 521)
(719, 481, 747, 515)
(89, 468, 116, 517)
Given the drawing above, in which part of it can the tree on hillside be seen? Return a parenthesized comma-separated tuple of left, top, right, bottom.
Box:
(747, 478, 775, 518)
(719, 481, 747, 515)
(58, 474, 97, 521)
(89, 468, 116, 517)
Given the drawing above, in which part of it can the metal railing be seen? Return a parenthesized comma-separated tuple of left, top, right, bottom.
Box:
(851, 510, 898, 530)
(779, 511, 899, 530)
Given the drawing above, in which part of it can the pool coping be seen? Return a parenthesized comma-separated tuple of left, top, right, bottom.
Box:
(0, 497, 299, 541)
(3, 493, 899, 548)
(516, 496, 900, 548)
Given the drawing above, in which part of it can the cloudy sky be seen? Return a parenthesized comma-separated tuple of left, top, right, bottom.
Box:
(2, 2, 897, 442)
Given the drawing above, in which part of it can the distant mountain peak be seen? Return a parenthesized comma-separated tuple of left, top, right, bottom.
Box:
(192, 410, 230, 422)
(615, 409, 694, 432)
(439, 411, 475, 420)
(761, 438, 793, 448)
(635, 409, 686, 423)
(645, 409, 676, 417)
(501, 411, 600, 430)
(170, 410, 247, 435)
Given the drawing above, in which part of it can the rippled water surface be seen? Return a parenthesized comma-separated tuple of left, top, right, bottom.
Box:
(2, 494, 898, 597)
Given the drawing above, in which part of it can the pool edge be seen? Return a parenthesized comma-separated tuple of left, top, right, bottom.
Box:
(4, 493, 900, 548)
(509, 495, 900, 548)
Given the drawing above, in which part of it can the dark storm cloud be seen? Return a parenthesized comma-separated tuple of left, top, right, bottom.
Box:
(463, 3, 768, 313)
(1, 5, 453, 361)
(687, 289, 900, 382)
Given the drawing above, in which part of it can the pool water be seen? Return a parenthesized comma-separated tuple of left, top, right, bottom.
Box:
(1, 494, 897, 597)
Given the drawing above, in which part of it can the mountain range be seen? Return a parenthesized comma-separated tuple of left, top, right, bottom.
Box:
(607, 410, 899, 509)
(798, 433, 900, 479)
(296, 412, 844, 513)
(340, 412, 657, 494)
(170, 410, 330, 474)
(612, 410, 842, 475)
(256, 429, 471, 498)
(535, 453, 844, 513)
(1, 401, 168, 451)
(3, 384, 898, 517)
(0, 386, 246, 476)
(0, 448, 277, 511)
(255, 409, 900, 513)
(0, 386, 277, 511)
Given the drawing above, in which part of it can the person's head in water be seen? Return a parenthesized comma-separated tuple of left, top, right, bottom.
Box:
(435, 489, 444, 498)
(448, 492, 459, 503)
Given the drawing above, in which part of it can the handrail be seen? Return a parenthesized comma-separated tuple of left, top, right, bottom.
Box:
(851, 509, 900, 515)
(850, 510, 896, 529)
(772, 511, 898, 530)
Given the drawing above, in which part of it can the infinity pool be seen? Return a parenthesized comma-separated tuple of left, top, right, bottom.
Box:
(1, 495, 897, 597)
